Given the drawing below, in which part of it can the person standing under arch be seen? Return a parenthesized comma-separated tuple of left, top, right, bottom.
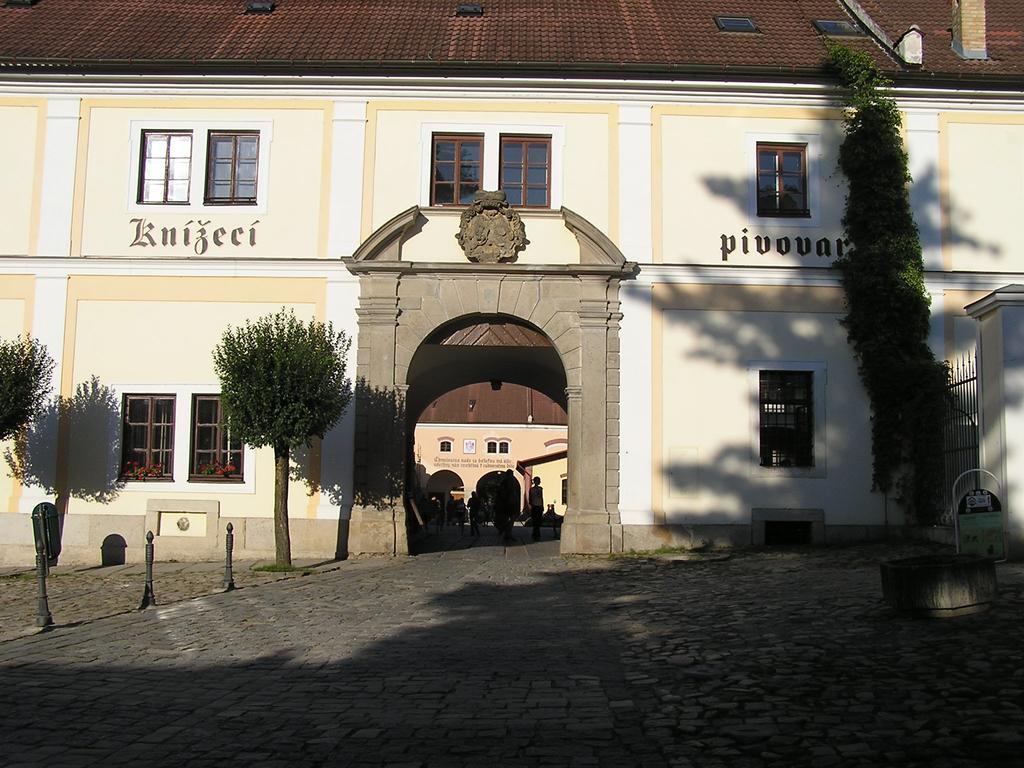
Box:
(529, 476, 544, 541)
(468, 491, 481, 537)
(497, 469, 519, 544)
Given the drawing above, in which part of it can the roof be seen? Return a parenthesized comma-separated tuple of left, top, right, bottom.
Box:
(0, 0, 1021, 83)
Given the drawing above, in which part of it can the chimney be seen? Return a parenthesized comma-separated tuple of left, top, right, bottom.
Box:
(952, 0, 987, 59)
(896, 26, 924, 66)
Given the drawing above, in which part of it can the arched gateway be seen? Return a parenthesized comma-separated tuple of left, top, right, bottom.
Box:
(343, 204, 636, 555)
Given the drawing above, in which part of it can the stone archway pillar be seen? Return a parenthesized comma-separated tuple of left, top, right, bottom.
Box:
(560, 277, 624, 553)
(344, 204, 635, 556)
(349, 273, 409, 556)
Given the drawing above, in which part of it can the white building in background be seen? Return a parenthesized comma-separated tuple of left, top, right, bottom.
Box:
(1, 0, 1023, 564)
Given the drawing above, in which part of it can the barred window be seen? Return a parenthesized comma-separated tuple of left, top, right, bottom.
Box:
(759, 371, 814, 467)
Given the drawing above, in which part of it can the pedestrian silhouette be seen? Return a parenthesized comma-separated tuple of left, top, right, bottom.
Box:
(529, 476, 544, 540)
(468, 491, 481, 537)
(497, 469, 519, 544)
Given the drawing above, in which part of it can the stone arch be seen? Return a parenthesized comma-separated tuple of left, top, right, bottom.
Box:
(405, 313, 568, 420)
(345, 205, 636, 556)
(426, 469, 464, 490)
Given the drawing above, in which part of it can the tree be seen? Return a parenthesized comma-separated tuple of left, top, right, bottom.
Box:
(0, 336, 55, 442)
(213, 309, 352, 566)
(828, 43, 948, 521)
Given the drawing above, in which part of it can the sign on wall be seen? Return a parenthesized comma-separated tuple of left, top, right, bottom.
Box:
(720, 229, 846, 262)
(130, 218, 260, 256)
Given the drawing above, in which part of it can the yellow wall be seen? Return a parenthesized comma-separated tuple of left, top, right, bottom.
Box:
(655, 108, 846, 265)
(942, 116, 1024, 272)
(0, 276, 34, 512)
(77, 102, 331, 259)
(57, 276, 326, 520)
(413, 423, 568, 511)
(0, 298, 28, 337)
(366, 103, 615, 257)
(652, 283, 879, 526)
(0, 103, 42, 256)
(402, 211, 581, 264)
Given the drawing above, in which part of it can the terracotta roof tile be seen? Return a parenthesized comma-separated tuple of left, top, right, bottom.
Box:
(0, 0, 1020, 80)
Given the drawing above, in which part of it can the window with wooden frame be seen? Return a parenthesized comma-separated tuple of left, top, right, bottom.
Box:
(758, 371, 814, 468)
(498, 440, 510, 454)
(499, 135, 551, 208)
(205, 131, 260, 204)
(138, 131, 193, 204)
(756, 143, 809, 217)
(431, 134, 483, 206)
(439, 440, 453, 453)
(190, 395, 244, 480)
(121, 394, 175, 480)
(486, 440, 498, 454)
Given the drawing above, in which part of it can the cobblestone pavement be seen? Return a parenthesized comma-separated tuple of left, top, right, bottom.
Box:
(0, 558, 342, 643)
(1, 530, 1022, 768)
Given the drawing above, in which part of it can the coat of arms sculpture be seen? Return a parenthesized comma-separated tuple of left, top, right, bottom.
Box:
(455, 190, 526, 263)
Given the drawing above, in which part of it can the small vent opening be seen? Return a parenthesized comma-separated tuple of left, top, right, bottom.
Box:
(764, 520, 813, 546)
(456, 3, 484, 16)
(245, 0, 276, 13)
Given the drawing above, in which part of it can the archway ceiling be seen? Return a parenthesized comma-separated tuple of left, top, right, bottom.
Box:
(425, 469, 464, 492)
(407, 344, 566, 421)
(438, 321, 551, 348)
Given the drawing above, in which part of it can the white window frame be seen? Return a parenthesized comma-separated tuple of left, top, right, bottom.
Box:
(747, 361, 827, 478)
(113, 383, 256, 494)
(127, 120, 273, 215)
(745, 132, 822, 228)
(484, 435, 512, 455)
(419, 122, 565, 209)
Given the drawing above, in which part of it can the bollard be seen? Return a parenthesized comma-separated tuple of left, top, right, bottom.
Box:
(223, 522, 236, 592)
(33, 524, 54, 629)
(138, 530, 156, 610)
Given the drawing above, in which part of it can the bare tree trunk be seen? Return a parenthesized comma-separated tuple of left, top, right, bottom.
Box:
(274, 444, 292, 567)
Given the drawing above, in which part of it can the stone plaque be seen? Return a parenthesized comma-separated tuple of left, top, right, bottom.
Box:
(455, 190, 525, 263)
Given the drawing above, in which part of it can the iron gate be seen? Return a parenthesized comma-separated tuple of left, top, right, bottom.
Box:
(942, 352, 980, 524)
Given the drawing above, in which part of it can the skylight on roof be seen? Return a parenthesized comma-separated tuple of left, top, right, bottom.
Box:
(813, 20, 862, 37)
(715, 16, 759, 33)
(245, 0, 275, 13)
(456, 2, 484, 16)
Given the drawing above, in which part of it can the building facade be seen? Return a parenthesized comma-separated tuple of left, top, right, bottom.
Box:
(1, 0, 1023, 564)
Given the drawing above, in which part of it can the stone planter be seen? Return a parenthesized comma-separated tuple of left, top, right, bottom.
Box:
(880, 554, 997, 617)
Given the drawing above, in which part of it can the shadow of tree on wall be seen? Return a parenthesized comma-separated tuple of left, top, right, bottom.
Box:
(698, 162, 1003, 265)
(652, 280, 889, 529)
(4, 376, 124, 504)
(352, 379, 406, 512)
